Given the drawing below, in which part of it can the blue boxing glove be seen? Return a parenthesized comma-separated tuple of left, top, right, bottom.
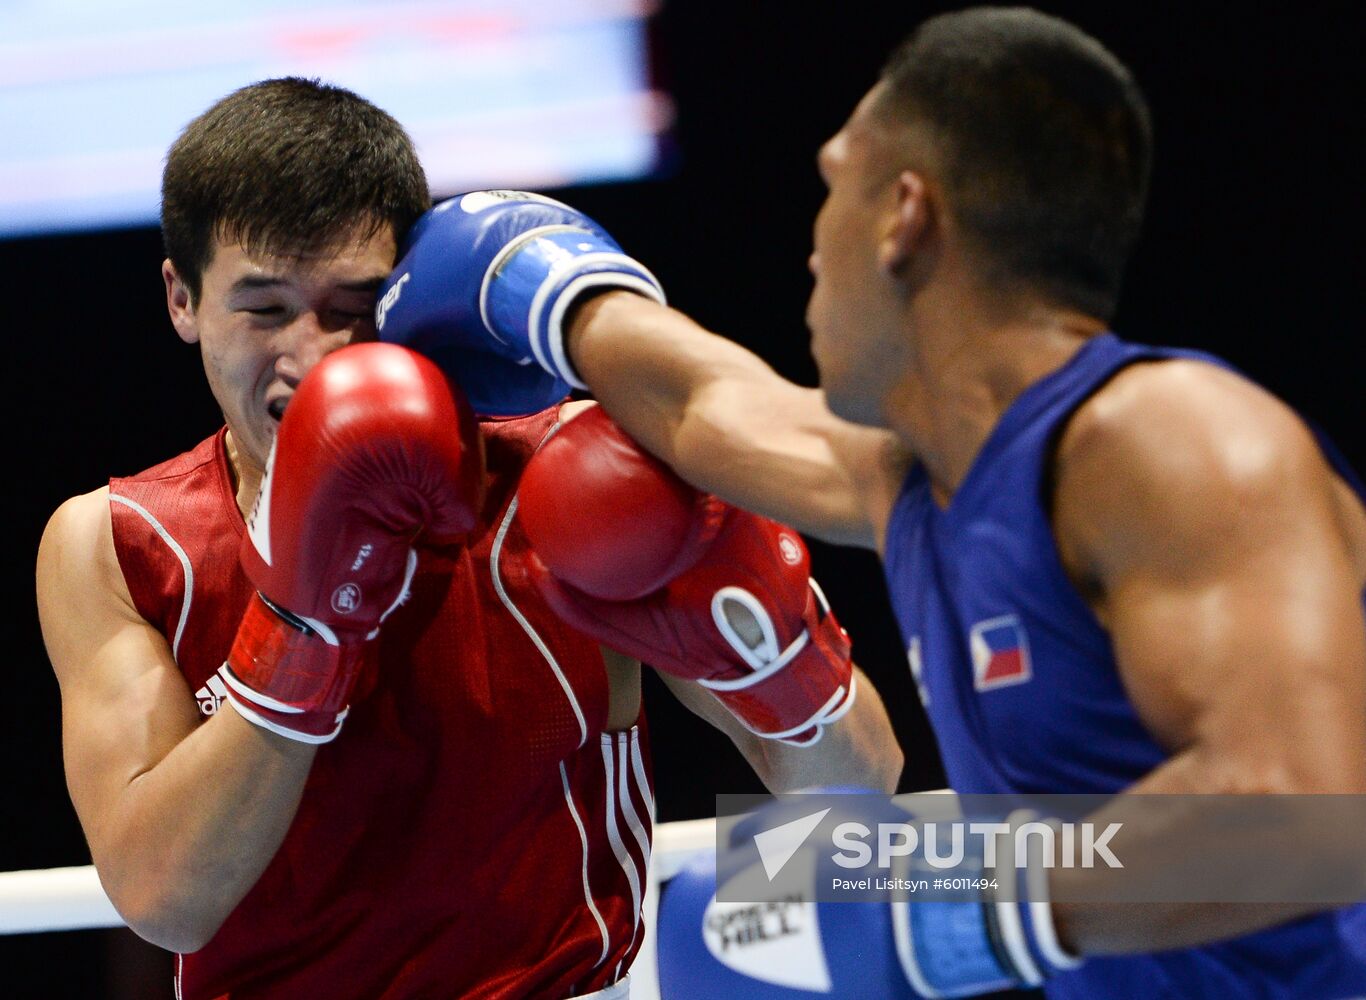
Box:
(376, 190, 665, 416)
(657, 792, 1084, 999)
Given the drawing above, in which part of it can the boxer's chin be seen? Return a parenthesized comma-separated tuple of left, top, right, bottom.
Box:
(823, 380, 881, 429)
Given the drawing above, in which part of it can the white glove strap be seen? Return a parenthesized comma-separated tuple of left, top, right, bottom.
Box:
(218, 667, 346, 745)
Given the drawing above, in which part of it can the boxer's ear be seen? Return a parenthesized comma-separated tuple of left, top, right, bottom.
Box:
(879, 170, 933, 276)
(163, 258, 199, 345)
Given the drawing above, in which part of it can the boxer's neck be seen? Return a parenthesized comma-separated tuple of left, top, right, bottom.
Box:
(224, 429, 264, 521)
(883, 305, 1103, 507)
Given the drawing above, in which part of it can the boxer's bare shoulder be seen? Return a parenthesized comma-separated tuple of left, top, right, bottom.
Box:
(38, 483, 191, 695)
(37, 487, 142, 671)
(1054, 358, 1366, 601)
(1049, 358, 1366, 792)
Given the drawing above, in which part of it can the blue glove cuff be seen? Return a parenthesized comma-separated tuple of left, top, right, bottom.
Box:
(485, 228, 666, 389)
(893, 810, 1083, 997)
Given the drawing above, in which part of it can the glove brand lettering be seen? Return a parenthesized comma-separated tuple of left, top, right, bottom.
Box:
(350, 543, 374, 572)
(705, 897, 805, 951)
(331, 583, 363, 615)
(701, 889, 833, 991)
(777, 534, 801, 565)
(375, 272, 410, 332)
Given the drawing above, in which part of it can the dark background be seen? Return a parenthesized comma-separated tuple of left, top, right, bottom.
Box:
(1, 1, 1360, 995)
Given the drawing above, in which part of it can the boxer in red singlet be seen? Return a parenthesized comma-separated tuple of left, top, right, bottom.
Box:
(34, 78, 902, 999)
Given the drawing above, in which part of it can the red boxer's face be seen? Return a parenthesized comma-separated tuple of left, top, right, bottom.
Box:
(163, 225, 397, 475)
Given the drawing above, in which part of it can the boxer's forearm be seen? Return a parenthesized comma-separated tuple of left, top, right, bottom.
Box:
(1054, 898, 1313, 956)
(661, 667, 902, 794)
(1049, 749, 1366, 955)
(567, 293, 884, 547)
(1052, 836, 1335, 956)
(746, 667, 903, 794)
(93, 707, 314, 952)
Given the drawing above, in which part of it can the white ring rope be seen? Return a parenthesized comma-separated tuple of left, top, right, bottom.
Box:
(0, 864, 122, 934)
(0, 815, 741, 937)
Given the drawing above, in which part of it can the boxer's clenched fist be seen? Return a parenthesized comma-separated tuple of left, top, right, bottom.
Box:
(519, 406, 854, 746)
(657, 793, 1082, 999)
(221, 343, 484, 743)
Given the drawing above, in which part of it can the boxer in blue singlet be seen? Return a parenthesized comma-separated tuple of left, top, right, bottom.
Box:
(373, 7, 1366, 997)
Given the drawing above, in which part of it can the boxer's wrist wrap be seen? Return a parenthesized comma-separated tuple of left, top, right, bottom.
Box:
(895, 810, 1083, 995)
(219, 592, 366, 744)
(483, 226, 665, 389)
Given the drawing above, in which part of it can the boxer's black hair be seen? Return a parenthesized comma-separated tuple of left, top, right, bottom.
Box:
(161, 77, 430, 302)
(878, 7, 1151, 321)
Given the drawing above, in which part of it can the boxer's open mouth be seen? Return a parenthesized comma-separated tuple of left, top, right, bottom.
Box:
(268, 399, 287, 423)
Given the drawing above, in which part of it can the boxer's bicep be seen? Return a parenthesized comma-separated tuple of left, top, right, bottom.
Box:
(1110, 555, 1365, 790)
(1057, 364, 1366, 793)
(677, 376, 905, 547)
(37, 490, 200, 848)
(572, 293, 904, 547)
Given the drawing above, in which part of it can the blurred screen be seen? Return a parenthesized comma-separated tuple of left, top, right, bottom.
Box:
(0, 0, 670, 237)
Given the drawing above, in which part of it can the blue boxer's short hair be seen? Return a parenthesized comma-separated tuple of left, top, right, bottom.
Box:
(878, 7, 1152, 321)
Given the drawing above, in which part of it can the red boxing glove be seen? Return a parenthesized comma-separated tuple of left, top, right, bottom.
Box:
(221, 342, 484, 743)
(519, 407, 855, 746)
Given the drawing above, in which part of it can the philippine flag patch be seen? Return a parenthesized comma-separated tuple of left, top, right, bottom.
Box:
(969, 615, 1032, 691)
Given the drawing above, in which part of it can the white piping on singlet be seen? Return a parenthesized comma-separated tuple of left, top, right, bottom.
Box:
(601, 734, 643, 934)
(609, 729, 653, 982)
(561, 761, 613, 969)
(489, 493, 588, 748)
(109, 493, 194, 663)
(615, 731, 652, 918)
(629, 731, 654, 819)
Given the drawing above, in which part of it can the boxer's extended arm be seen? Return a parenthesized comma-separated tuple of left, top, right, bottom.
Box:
(373, 192, 905, 548)
(659, 667, 903, 793)
(567, 292, 907, 548)
(1049, 360, 1366, 954)
(38, 490, 316, 953)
